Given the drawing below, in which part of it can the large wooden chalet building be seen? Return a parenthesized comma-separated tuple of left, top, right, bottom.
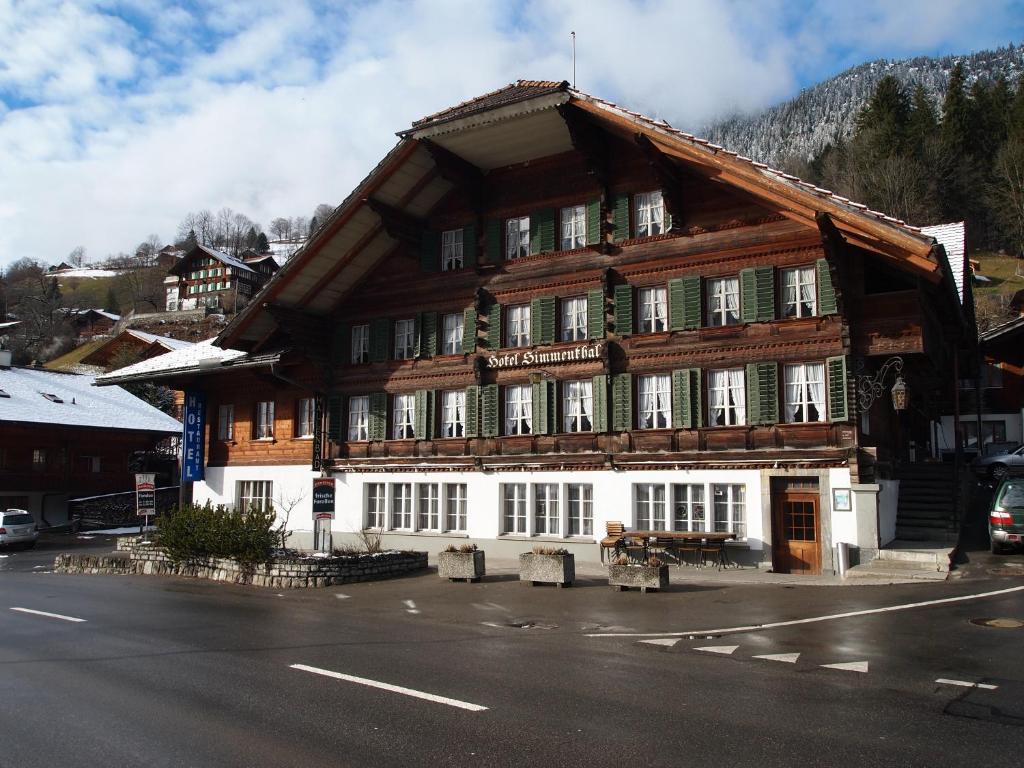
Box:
(104, 81, 973, 573)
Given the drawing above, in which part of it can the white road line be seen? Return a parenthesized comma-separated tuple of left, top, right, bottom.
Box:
(639, 638, 680, 648)
(821, 661, 869, 673)
(334, 594, 351, 599)
(936, 678, 998, 690)
(695, 645, 738, 655)
(10, 607, 86, 623)
(290, 664, 488, 711)
(585, 584, 1024, 638)
(754, 653, 800, 664)
(403, 599, 420, 614)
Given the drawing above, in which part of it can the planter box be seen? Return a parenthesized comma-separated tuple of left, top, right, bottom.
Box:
(438, 550, 485, 582)
(608, 563, 669, 593)
(519, 553, 575, 587)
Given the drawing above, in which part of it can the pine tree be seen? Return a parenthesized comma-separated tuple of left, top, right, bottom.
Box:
(855, 75, 911, 154)
(256, 232, 270, 253)
(104, 286, 119, 314)
(245, 226, 258, 251)
(309, 215, 318, 234)
(907, 85, 938, 156)
(184, 228, 198, 249)
(940, 63, 971, 156)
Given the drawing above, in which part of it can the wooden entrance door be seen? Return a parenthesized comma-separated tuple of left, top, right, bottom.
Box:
(772, 491, 821, 575)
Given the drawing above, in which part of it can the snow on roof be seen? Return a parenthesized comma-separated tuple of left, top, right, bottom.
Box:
(0, 367, 181, 433)
(0, 320, 20, 330)
(921, 221, 966, 304)
(194, 244, 254, 273)
(123, 329, 194, 350)
(52, 269, 122, 279)
(96, 338, 246, 382)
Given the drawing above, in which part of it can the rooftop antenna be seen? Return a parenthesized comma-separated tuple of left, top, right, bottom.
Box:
(571, 31, 576, 88)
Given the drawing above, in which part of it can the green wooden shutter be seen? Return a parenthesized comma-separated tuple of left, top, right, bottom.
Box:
(327, 395, 343, 441)
(414, 389, 433, 440)
(532, 380, 553, 435)
(669, 276, 702, 331)
(612, 373, 633, 432)
(370, 318, 389, 362)
(462, 307, 477, 354)
(530, 208, 555, 254)
(672, 368, 702, 429)
(592, 374, 609, 432)
(487, 302, 502, 350)
(745, 362, 778, 425)
(614, 284, 633, 336)
(587, 288, 605, 339)
(481, 384, 499, 438)
(612, 194, 630, 242)
(486, 219, 502, 263)
(664, 209, 673, 233)
(465, 385, 480, 438)
(827, 356, 848, 422)
(462, 223, 477, 268)
(369, 392, 387, 440)
(817, 258, 837, 315)
(585, 199, 601, 246)
(334, 322, 350, 365)
(418, 311, 437, 358)
(420, 231, 438, 272)
(530, 296, 555, 346)
(740, 266, 774, 323)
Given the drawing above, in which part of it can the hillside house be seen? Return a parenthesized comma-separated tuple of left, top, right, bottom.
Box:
(165, 245, 279, 313)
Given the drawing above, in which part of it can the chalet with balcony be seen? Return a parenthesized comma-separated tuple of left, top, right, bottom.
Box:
(165, 244, 279, 313)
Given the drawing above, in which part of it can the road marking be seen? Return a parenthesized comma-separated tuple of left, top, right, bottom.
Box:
(754, 653, 800, 664)
(403, 599, 420, 614)
(10, 607, 86, 623)
(290, 664, 488, 711)
(822, 661, 869, 673)
(639, 638, 680, 648)
(585, 585, 1024, 638)
(695, 645, 738, 655)
(936, 678, 998, 690)
(334, 593, 351, 599)
(480, 621, 503, 628)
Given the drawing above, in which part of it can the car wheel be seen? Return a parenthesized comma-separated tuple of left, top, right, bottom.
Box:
(991, 464, 1009, 481)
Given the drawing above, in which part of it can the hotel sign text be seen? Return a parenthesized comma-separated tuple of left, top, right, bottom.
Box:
(485, 342, 604, 370)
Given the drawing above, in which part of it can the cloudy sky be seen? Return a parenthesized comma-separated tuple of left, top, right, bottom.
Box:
(1, 0, 1022, 269)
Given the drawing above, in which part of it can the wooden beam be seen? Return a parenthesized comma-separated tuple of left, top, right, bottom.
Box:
(365, 197, 425, 248)
(634, 133, 686, 232)
(419, 138, 484, 208)
(557, 104, 609, 190)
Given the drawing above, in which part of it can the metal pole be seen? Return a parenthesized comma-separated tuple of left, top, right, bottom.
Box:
(571, 31, 576, 88)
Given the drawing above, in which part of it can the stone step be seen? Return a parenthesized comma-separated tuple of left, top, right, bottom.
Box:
(845, 559, 949, 582)
(877, 546, 951, 568)
(895, 525, 958, 542)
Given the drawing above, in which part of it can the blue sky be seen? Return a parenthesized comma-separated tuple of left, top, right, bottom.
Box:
(1, 0, 1022, 268)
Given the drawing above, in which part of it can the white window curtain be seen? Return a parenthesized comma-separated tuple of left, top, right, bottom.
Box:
(709, 369, 745, 425)
(728, 368, 746, 424)
(505, 385, 532, 435)
(785, 362, 825, 422)
(635, 191, 664, 237)
(562, 296, 587, 341)
(442, 390, 465, 437)
(443, 313, 463, 355)
(638, 374, 670, 428)
(506, 217, 529, 259)
(563, 380, 593, 432)
(784, 364, 803, 422)
(561, 205, 586, 250)
(392, 394, 415, 439)
(639, 288, 667, 332)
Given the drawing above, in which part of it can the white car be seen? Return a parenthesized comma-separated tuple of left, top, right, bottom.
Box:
(0, 509, 39, 549)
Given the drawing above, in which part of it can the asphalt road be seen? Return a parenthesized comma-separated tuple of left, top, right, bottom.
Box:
(2, 534, 1024, 767)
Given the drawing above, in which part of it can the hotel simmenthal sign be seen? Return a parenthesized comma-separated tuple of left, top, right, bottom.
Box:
(181, 390, 206, 482)
(485, 341, 604, 370)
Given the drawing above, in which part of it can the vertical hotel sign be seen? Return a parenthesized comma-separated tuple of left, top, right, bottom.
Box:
(182, 390, 206, 482)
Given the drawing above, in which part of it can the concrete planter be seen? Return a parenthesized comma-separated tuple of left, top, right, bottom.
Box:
(438, 550, 485, 582)
(608, 563, 669, 593)
(519, 553, 575, 587)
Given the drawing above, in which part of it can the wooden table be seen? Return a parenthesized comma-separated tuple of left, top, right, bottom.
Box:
(614, 531, 738, 567)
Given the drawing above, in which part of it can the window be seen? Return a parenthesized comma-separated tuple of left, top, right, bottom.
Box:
(635, 484, 666, 530)
(217, 404, 234, 441)
(237, 480, 273, 513)
(983, 363, 1004, 389)
(391, 483, 413, 529)
(707, 277, 741, 326)
(638, 287, 667, 333)
(635, 191, 665, 237)
(781, 267, 816, 318)
(534, 484, 560, 535)
(503, 483, 528, 534)
(296, 398, 315, 437)
(366, 483, 386, 528)
(441, 228, 463, 271)
(255, 400, 275, 439)
(561, 296, 587, 341)
(418, 483, 440, 531)
(81, 456, 101, 473)
(506, 304, 531, 348)
(445, 484, 468, 532)
(441, 390, 466, 438)
(562, 380, 593, 433)
(568, 484, 593, 536)
(442, 313, 464, 355)
(713, 484, 745, 538)
(963, 420, 1008, 450)
(506, 216, 530, 260)
(504, 384, 532, 435)
(708, 369, 746, 426)
(348, 396, 369, 441)
(638, 374, 671, 429)
(560, 204, 586, 250)
(394, 319, 416, 360)
(784, 363, 826, 423)
(351, 324, 370, 364)
(392, 394, 415, 440)
(673, 485, 705, 532)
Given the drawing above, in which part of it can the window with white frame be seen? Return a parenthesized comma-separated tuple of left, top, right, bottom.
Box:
(391, 483, 413, 529)
(504, 384, 532, 435)
(635, 483, 667, 530)
(351, 324, 370, 364)
(635, 190, 665, 237)
(638, 374, 671, 429)
(217, 404, 234, 441)
(392, 394, 415, 439)
(713, 484, 745, 538)
(255, 400, 275, 439)
(784, 362, 826, 423)
(560, 205, 586, 250)
(672, 484, 705, 532)
(638, 287, 667, 333)
(506, 304, 531, 348)
(417, 483, 440, 531)
(568, 484, 593, 536)
(503, 483, 528, 534)
(441, 390, 466, 438)
(441, 228, 463, 271)
(445, 484, 468, 532)
(394, 319, 416, 360)
(708, 368, 746, 426)
(506, 216, 530, 260)
(561, 296, 587, 341)
(707, 277, 741, 326)
(442, 312, 463, 355)
(366, 483, 386, 528)
(296, 398, 315, 438)
(562, 379, 593, 433)
(534, 484, 560, 535)
(781, 266, 816, 318)
(348, 395, 369, 441)
(237, 480, 273, 513)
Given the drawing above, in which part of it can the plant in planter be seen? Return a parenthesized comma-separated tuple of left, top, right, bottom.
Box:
(519, 545, 575, 587)
(437, 543, 485, 582)
(607, 554, 670, 593)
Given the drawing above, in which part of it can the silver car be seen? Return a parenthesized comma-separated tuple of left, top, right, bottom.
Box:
(0, 509, 39, 549)
(972, 445, 1024, 481)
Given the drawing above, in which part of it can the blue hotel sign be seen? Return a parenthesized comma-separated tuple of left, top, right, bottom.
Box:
(181, 390, 206, 482)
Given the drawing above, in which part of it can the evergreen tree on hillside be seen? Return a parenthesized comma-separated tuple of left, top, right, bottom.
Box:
(256, 232, 270, 253)
(855, 75, 911, 154)
(906, 85, 938, 154)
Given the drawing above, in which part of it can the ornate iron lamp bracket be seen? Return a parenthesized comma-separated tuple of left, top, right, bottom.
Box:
(856, 356, 904, 412)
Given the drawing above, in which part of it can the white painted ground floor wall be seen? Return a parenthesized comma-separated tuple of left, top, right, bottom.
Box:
(194, 463, 891, 571)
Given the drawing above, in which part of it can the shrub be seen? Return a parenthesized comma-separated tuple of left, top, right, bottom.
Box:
(532, 545, 570, 555)
(157, 502, 277, 566)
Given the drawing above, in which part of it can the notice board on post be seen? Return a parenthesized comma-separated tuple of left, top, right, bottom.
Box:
(136, 473, 156, 517)
(312, 477, 336, 520)
(181, 390, 206, 482)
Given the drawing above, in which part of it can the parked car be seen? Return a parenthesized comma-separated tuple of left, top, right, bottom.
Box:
(989, 480, 1024, 553)
(0, 509, 39, 549)
(972, 444, 1024, 481)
